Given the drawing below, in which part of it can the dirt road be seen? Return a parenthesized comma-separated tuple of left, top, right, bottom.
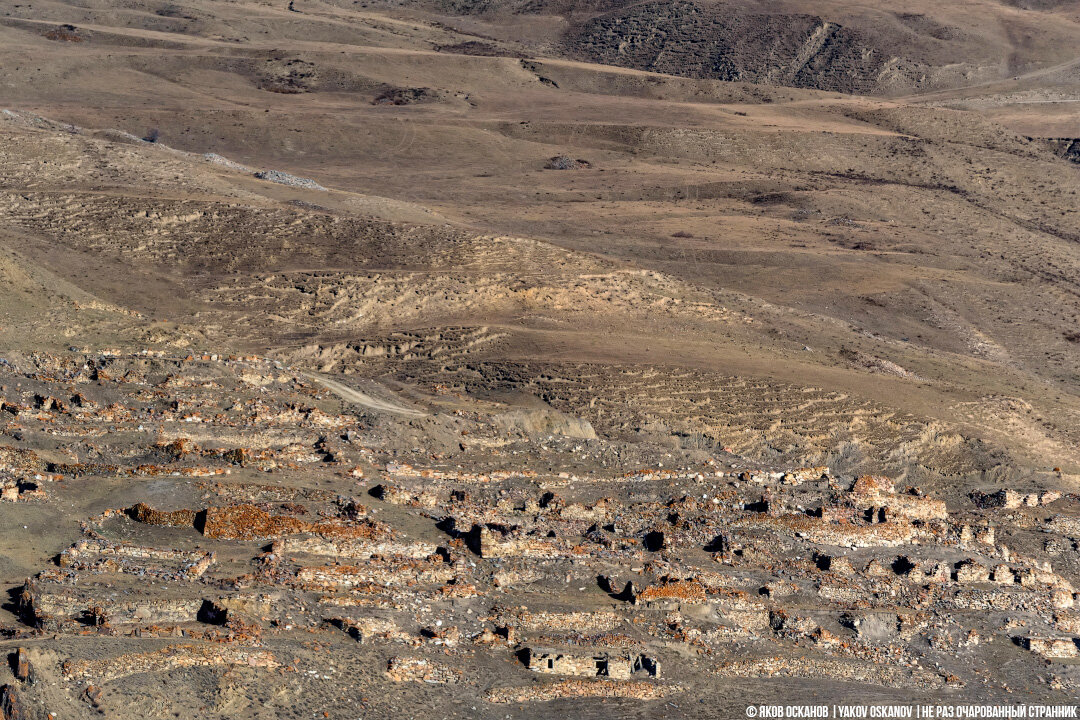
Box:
(304, 372, 428, 417)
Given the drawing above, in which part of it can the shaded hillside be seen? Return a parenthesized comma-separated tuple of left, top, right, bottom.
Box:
(559, 0, 1074, 94)
(563, 2, 898, 94)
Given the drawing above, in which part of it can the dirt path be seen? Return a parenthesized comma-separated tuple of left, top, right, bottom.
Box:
(304, 372, 428, 417)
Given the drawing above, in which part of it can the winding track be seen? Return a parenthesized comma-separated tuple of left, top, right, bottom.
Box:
(303, 372, 428, 417)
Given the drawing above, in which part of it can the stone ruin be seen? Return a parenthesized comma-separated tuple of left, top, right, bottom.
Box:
(0, 350, 1077, 713)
